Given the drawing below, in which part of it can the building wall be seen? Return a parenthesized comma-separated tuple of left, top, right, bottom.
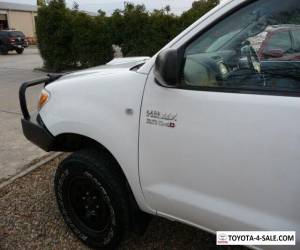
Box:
(6, 10, 36, 37)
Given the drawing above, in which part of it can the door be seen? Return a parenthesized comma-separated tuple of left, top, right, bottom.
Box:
(139, 0, 300, 235)
(291, 29, 300, 60)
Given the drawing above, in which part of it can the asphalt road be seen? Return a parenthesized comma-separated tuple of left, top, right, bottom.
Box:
(0, 47, 48, 183)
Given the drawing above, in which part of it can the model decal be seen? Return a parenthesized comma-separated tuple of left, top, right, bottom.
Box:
(146, 110, 177, 128)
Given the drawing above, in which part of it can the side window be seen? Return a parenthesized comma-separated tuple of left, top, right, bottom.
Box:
(182, 0, 300, 94)
(264, 31, 292, 56)
(292, 30, 300, 52)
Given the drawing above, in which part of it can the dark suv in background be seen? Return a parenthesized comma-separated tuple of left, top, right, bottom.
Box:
(0, 30, 28, 55)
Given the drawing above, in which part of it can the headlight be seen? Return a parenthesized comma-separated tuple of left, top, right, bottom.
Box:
(38, 89, 50, 111)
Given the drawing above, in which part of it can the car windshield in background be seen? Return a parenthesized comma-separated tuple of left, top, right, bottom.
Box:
(9, 31, 25, 37)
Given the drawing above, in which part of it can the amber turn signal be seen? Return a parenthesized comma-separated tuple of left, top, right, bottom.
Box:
(38, 90, 50, 111)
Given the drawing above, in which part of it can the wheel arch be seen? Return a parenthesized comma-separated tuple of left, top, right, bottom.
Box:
(52, 133, 103, 152)
(52, 133, 132, 195)
(52, 132, 152, 231)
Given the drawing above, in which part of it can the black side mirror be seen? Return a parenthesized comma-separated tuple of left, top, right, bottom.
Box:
(154, 48, 181, 88)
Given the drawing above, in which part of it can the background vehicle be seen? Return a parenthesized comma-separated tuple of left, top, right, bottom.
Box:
(20, 0, 299, 249)
(0, 30, 28, 54)
(251, 25, 300, 61)
(248, 24, 300, 91)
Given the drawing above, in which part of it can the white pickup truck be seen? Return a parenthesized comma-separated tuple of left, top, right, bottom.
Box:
(20, 0, 299, 249)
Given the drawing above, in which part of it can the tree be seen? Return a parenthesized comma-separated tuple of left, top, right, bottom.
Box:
(164, 5, 171, 14)
(72, 1, 79, 11)
(36, 0, 74, 71)
(36, 0, 220, 71)
(37, 0, 46, 7)
(97, 9, 106, 17)
(180, 0, 220, 28)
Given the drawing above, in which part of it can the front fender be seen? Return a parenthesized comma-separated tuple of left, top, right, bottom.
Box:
(39, 69, 153, 214)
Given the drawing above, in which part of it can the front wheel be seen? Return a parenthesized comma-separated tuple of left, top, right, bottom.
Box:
(54, 150, 131, 249)
(16, 48, 24, 54)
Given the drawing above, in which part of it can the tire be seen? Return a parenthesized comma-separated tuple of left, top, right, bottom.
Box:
(0, 48, 8, 55)
(16, 48, 24, 54)
(54, 150, 131, 249)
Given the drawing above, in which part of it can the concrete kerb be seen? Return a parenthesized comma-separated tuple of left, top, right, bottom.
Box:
(0, 152, 62, 189)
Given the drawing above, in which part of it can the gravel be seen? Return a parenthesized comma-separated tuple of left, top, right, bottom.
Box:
(0, 156, 247, 250)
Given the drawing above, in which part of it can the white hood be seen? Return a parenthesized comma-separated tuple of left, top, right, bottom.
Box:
(60, 57, 150, 81)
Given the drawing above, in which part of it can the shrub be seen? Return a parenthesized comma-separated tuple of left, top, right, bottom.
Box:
(71, 13, 113, 68)
(37, 0, 219, 72)
(36, 0, 75, 71)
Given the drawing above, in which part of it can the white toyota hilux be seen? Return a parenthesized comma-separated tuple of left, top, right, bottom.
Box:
(20, 0, 299, 249)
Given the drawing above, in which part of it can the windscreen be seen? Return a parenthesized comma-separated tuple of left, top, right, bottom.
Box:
(9, 31, 25, 37)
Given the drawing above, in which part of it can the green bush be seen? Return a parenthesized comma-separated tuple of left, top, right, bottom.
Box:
(36, 0, 219, 72)
(36, 0, 75, 71)
(71, 13, 113, 68)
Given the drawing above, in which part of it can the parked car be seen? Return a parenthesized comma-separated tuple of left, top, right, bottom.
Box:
(0, 30, 28, 54)
(247, 24, 300, 92)
(20, 0, 299, 249)
(249, 24, 300, 61)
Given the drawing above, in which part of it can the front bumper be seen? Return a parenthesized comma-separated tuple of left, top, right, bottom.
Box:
(21, 113, 54, 151)
(7, 44, 26, 50)
(19, 75, 62, 151)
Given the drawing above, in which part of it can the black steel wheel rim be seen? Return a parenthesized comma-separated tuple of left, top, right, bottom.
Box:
(68, 176, 111, 233)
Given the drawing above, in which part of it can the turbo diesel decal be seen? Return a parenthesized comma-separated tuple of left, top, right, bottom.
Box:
(146, 110, 177, 128)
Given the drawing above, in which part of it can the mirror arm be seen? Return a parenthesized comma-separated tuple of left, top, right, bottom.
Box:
(155, 77, 177, 88)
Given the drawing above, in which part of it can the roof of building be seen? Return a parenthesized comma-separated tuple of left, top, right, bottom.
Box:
(0, 2, 37, 12)
(0, 2, 98, 16)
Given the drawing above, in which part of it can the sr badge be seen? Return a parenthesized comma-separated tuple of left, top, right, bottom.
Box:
(146, 110, 177, 128)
